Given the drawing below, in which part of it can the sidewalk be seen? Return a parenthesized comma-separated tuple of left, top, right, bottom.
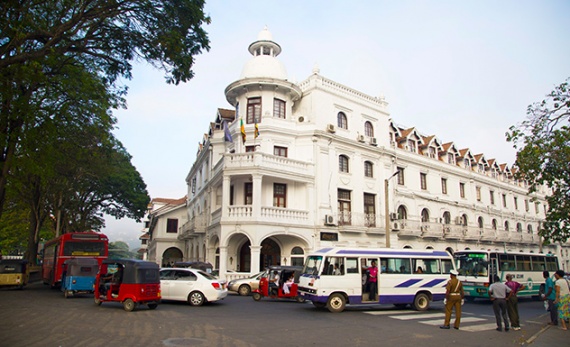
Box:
(523, 314, 569, 346)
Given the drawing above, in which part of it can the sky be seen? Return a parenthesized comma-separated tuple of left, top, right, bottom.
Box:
(103, 0, 570, 248)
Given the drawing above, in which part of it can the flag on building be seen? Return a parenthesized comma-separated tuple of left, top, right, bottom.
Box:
(240, 118, 246, 143)
(254, 118, 260, 138)
(224, 120, 233, 143)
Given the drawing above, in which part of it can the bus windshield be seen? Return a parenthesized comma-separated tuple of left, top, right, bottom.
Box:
(302, 256, 323, 275)
(454, 253, 489, 277)
(62, 241, 106, 256)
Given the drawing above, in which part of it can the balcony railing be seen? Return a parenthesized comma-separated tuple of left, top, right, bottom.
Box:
(178, 215, 207, 240)
(224, 152, 313, 177)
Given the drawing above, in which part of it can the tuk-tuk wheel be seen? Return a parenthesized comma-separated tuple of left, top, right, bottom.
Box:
(94, 296, 102, 306)
(295, 296, 306, 303)
(252, 292, 262, 301)
(64, 290, 72, 299)
(123, 298, 136, 312)
(148, 303, 158, 310)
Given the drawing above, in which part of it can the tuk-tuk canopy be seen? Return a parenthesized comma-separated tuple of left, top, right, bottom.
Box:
(264, 265, 304, 282)
(63, 258, 99, 276)
(102, 259, 159, 284)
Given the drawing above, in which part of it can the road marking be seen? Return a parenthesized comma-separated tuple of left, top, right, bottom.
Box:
(363, 310, 412, 315)
(389, 313, 445, 320)
(459, 323, 502, 332)
(420, 317, 487, 325)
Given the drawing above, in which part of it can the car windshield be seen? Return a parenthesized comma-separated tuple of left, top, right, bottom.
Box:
(302, 256, 323, 275)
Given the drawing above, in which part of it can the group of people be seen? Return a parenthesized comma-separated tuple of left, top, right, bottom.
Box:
(267, 270, 295, 295)
(440, 269, 570, 332)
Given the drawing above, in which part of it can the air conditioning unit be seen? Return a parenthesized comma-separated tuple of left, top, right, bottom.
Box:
(389, 213, 398, 221)
(325, 214, 336, 226)
(393, 222, 400, 231)
(357, 134, 365, 142)
(326, 124, 336, 133)
(369, 137, 378, 146)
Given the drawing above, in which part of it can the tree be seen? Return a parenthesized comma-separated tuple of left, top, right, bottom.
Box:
(0, 0, 211, 216)
(108, 241, 137, 259)
(506, 78, 570, 243)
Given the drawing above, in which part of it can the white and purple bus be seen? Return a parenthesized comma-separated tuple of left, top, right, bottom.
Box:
(297, 247, 455, 313)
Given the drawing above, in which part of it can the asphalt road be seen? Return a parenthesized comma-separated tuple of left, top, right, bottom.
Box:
(0, 282, 563, 347)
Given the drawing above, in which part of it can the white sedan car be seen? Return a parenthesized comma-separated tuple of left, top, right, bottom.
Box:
(159, 268, 228, 306)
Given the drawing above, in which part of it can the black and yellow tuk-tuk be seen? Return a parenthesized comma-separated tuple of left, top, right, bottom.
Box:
(0, 259, 29, 289)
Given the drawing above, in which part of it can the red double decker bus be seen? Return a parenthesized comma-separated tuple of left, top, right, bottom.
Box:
(41, 232, 109, 287)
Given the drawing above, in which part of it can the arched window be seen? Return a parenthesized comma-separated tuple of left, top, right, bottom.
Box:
(443, 211, 451, 224)
(403, 245, 412, 249)
(527, 224, 533, 234)
(492, 219, 497, 230)
(291, 246, 304, 266)
(364, 161, 373, 177)
(421, 208, 430, 223)
(516, 222, 522, 232)
(397, 205, 407, 220)
(462, 214, 468, 226)
(445, 247, 454, 256)
(504, 221, 510, 231)
(364, 121, 374, 137)
(478, 216, 484, 229)
(339, 155, 349, 173)
(337, 112, 348, 129)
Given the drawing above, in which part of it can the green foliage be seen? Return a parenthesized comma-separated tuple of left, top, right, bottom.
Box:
(108, 241, 137, 259)
(506, 78, 570, 243)
(0, 1, 210, 262)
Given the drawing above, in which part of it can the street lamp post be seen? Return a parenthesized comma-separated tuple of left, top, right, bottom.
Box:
(385, 171, 399, 248)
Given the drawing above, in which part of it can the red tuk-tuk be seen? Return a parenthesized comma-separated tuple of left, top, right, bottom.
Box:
(252, 265, 305, 302)
(94, 259, 161, 311)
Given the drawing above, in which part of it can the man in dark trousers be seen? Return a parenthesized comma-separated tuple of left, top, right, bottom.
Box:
(440, 269, 464, 330)
(489, 275, 512, 331)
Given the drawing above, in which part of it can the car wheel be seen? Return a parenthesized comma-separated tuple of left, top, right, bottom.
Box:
(327, 293, 346, 313)
(148, 303, 158, 310)
(123, 298, 136, 312)
(412, 293, 430, 311)
(188, 291, 205, 306)
(252, 292, 262, 301)
(238, 284, 251, 296)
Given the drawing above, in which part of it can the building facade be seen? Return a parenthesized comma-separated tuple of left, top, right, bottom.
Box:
(144, 28, 570, 277)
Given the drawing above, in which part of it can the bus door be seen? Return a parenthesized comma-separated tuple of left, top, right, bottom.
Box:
(489, 256, 498, 283)
(361, 257, 379, 302)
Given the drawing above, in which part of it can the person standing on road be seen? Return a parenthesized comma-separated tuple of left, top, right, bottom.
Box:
(554, 269, 570, 331)
(543, 271, 558, 326)
(505, 274, 525, 331)
(440, 269, 464, 330)
(489, 275, 511, 332)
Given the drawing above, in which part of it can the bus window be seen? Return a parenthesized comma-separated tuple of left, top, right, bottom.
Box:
(499, 254, 516, 271)
(345, 258, 358, 274)
(323, 257, 343, 275)
(414, 259, 439, 274)
(546, 257, 558, 271)
(441, 259, 453, 274)
(516, 255, 531, 271)
(531, 256, 545, 271)
(384, 258, 410, 274)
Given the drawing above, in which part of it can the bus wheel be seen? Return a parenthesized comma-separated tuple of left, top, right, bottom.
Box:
(327, 294, 346, 313)
(123, 298, 136, 312)
(412, 293, 430, 311)
(252, 292, 262, 301)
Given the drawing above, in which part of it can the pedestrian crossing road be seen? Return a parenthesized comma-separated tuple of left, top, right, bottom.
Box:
(363, 310, 506, 332)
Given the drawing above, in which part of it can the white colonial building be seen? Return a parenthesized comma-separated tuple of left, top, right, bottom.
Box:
(143, 28, 570, 277)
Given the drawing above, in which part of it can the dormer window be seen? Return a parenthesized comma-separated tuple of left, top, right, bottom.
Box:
(428, 147, 436, 158)
(448, 154, 456, 165)
(407, 139, 416, 153)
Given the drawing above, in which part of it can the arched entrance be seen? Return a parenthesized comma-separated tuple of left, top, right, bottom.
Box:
(162, 247, 183, 267)
(260, 238, 281, 269)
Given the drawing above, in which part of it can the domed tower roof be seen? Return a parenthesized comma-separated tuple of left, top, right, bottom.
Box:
(240, 27, 287, 80)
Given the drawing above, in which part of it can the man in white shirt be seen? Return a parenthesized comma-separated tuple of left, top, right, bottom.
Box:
(488, 275, 512, 332)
